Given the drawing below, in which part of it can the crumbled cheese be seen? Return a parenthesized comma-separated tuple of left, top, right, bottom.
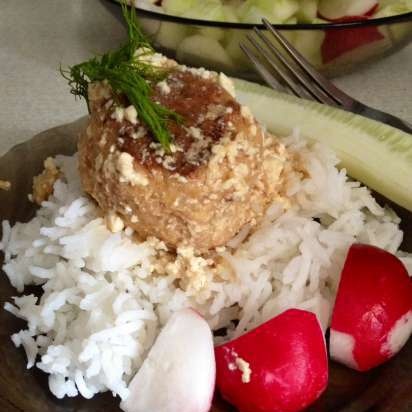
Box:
(181, 65, 212, 79)
(168, 245, 212, 292)
(147, 237, 168, 251)
(188, 127, 203, 140)
(135, 47, 169, 67)
(124, 105, 138, 125)
(169, 144, 181, 154)
(205, 104, 226, 121)
(112, 107, 125, 122)
(132, 127, 146, 140)
(105, 212, 124, 233)
(162, 156, 176, 171)
(131, 215, 139, 223)
(263, 155, 284, 183)
(222, 176, 248, 199)
(186, 139, 211, 166)
(235, 357, 251, 383)
(32, 157, 61, 205)
(157, 80, 171, 95)
(172, 174, 188, 184)
(116, 152, 149, 186)
(219, 73, 236, 98)
(0, 180, 11, 191)
(149, 142, 172, 162)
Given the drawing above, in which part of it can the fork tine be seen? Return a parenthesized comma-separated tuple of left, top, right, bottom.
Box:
(244, 35, 305, 98)
(240, 42, 286, 93)
(262, 18, 354, 107)
(253, 28, 339, 107)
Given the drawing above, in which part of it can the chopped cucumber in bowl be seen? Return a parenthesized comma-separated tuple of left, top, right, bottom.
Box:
(233, 78, 412, 212)
(132, 0, 412, 78)
(143, 0, 412, 23)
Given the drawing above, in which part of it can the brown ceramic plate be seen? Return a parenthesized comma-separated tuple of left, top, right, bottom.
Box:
(0, 118, 411, 412)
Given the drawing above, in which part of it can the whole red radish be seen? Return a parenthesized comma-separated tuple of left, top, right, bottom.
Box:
(330, 244, 412, 372)
(318, 0, 377, 21)
(215, 309, 328, 412)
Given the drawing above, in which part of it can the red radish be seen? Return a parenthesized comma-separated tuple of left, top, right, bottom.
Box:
(318, 0, 378, 21)
(321, 24, 384, 63)
(215, 309, 328, 412)
(121, 309, 215, 412)
(330, 244, 412, 372)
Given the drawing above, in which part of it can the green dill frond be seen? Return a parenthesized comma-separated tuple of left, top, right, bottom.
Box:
(61, 2, 179, 152)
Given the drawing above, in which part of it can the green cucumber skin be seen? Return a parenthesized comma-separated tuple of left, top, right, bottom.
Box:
(233, 78, 412, 212)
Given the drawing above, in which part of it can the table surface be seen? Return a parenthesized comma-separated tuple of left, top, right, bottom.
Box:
(1, 0, 411, 156)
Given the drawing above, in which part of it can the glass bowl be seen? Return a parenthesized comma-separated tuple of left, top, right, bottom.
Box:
(105, 1, 412, 79)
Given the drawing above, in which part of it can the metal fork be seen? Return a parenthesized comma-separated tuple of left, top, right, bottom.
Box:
(240, 18, 412, 134)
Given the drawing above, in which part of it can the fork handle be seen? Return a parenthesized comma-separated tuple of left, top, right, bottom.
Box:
(353, 103, 412, 135)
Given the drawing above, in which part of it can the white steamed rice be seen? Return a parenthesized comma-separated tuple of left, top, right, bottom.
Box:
(1, 131, 411, 401)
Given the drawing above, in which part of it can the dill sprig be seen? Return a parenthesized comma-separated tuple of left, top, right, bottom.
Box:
(61, 4, 178, 152)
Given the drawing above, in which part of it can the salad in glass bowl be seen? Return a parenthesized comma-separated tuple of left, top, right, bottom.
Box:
(112, 0, 412, 78)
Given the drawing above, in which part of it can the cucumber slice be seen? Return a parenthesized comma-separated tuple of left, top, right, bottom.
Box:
(224, 30, 252, 66)
(239, 3, 270, 23)
(197, 27, 226, 41)
(297, 0, 318, 22)
(374, 1, 412, 42)
(162, 0, 198, 15)
(239, 0, 299, 23)
(233, 78, 412, 211)
(155, 22, 191, 50)
(293, 30, 325, 68)
(284, 16, 298, 24)
(222, 4, 240, 22)
(176, 34, 234, 70)
(182, 0, 226, 21)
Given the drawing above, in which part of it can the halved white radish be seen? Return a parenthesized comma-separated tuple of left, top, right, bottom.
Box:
(330, 244, 412, 371)
(318, 0, 378, 20)
(215, 309, 328, 412)
(121, 309, 215, 412)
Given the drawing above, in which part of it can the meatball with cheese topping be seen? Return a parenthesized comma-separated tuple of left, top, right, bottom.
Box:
(78, 60, 287, 251)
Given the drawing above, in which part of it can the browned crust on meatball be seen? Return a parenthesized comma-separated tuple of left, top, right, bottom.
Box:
(79, 66, 287, 251)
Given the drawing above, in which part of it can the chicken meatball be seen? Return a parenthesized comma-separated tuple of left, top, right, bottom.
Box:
(78, 60, 286, 251)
